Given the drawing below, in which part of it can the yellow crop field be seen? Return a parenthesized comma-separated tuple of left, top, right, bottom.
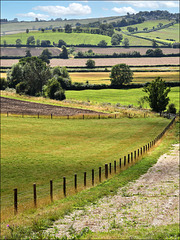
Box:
(70, 71, 179, 84)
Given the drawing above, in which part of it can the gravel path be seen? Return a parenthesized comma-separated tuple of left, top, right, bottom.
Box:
(46, 143, 179, 238)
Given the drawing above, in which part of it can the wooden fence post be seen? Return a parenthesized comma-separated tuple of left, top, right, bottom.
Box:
(67, 115, 69, 119)
(134, 150, 136, 160)
(14, 188, 18, 215)
(115, 114, 116, 119)
(114, 160, 116, 173)
(109, 163, 111, 174)
(51, 114, 53, 119)
(7, 112, 9, 117)
(99, 167, 101, 183)
(119, 158, 121, 168)
(124, 156, 126, 166)
(141, 147, 143, 155)
(33, 183, 37, 208)
(105, 164, 108, 179)
(38, 113, 39, 119)
(128, 154, 130, 163)
(131, 152, 133, 162)
(74, 174, 77, 191)
(99, 114, 100, 119)
(92, 169, 94, 186)
(138, 149, 140, 157)
(83, 114, 84, 119)
(84, 172, 86, 187)
(50, 180, 53, 202)
(63, 177, 66, 197)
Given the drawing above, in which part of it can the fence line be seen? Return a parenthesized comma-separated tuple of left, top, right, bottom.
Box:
(4, 111, 153, 120)
(12, 116, 176, 215)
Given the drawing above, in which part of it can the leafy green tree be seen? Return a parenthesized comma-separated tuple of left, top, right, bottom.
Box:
(152, 40, 158, 48)
(86, 59, 95, 68)
(26, 29, 29, 34)
(123, 38, 129, 47)
(59, 45, 68, 59)
(39, 48, 52, 63)
(143, 77, 171, 112)
(0, 77, 8, 90)
(3, 40, 7, 47)
(27, 36, 35, 45)
(98, 40, 107, 47)
(64, 24, 72, 33)
(58, 39, 67, 47)
(25, 49, 32, 57)
(111, 33, 123, 45)
(16, 39, 22, 47)
(7, 57, 52, 96)
(52, 66, 71, 89)
(154, 48, 163, 56)
(110, 64, 133, 86)
(43, 77, 65, 100)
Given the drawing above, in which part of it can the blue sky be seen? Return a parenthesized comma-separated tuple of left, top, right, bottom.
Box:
(1, 1, 179, 21)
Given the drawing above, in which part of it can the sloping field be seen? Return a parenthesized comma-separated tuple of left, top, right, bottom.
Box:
(1, 115, 170, 218)
(0, 96, 101, 116)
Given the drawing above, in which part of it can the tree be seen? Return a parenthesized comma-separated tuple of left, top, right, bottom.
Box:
(3, 40, 7, 47)
(64, 24, 72, 33)
(58, 39, 67, 47)
(154, 48, 163, 56)
(98, 40, 107, 47)
(59, 45, 68, 59)
(167, 103, 176, 114)
(26, 29, 29, 34)
(143, 77, 171, 112)
(27, 36, 35, 45)
(110, 64, 133, 86)
(36, 39, 40, 46)
(39, 49, 52, 64)
(25, 49, 32, 57)
(16, 39, 22, 47)
(41, 40, 51, 47)
(86, 59, 95, 68)
(123, 38, 129, 47)
(111, 33, 123, 45)
(43, 77, 66, 100)
(7, 57, 52, 96)
(52, 66, 71, 89)
(152, 40, 158, 48)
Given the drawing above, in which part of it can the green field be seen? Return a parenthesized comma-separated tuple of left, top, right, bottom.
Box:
(1, 31, 112, 45)
(1, 116, 170, 216)
(70, 72, 180, 85)
(66, 87, 179, 111)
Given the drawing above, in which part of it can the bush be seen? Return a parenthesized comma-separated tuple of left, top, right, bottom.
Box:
(0, 77, 8, 90)
(43, 77, 66, 100)
(86, 59, 95, 68)
(167, 103, 176, 114)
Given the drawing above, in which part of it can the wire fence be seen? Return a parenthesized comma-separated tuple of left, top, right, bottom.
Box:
(10, 116, 176, 216)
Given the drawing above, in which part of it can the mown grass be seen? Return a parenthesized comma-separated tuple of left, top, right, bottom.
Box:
(1, 116, 170, 215)
(1, 118, 179, 239)
(66, 87, 180, 111)
(69, 71, 180, 84)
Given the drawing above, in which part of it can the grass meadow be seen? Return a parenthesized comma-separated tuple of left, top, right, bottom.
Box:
(66, 87, 180, 111)
(0, 32, 112, 45)
(1, 116, 170, 218)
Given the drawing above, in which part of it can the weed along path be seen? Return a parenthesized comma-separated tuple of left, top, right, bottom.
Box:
(47, 144, 179, 238)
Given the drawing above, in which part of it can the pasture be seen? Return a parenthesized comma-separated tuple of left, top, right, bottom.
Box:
(66, 87, 180, 111)
(0, 32, 112, 45)
(1, 115, 171, 219)
(135, 23, 180, 43)
(69, 71, 180, 84)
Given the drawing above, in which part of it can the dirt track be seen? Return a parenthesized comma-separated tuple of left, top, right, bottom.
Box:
(0, 97, 101, 116)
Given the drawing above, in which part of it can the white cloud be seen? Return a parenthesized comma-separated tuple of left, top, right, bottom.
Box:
(112, 6, 136, 15)
(17, 12, 49, 20)
(160, 1, 179, 8)
(33, 3, 91, 17)
(119, 1, 179, 9)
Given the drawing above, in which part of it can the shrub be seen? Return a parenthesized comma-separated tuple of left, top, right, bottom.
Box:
(0, 77, 8, 90)
(167, 103, 176, 114)
(86, 59, 95, 68)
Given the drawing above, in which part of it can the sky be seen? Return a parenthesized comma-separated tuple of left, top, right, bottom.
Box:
(1, 1, 179, 21)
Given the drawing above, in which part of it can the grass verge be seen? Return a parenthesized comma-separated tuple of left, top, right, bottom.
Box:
(1, 118, 179, 239)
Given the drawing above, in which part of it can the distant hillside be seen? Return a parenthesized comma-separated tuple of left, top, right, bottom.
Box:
(1, 10, 179, 35)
